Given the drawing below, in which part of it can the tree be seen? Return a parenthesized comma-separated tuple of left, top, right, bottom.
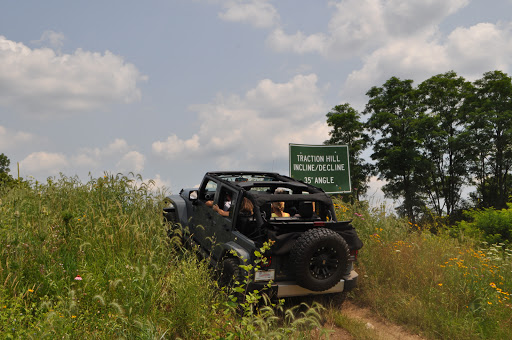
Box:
(324, 103, 373, 199)
(0, 153, 10, 173)
(365, 77, 429, 221)
(416, 71, 473, 217)
(464, 71, 512, 209)
(0, 153, 14, 186)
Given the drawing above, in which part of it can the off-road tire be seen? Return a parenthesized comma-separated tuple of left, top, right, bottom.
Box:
(218, 257, 243, 288)
(291, 228, 350, 291)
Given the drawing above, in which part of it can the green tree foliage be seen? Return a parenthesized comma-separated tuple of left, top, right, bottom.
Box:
(0, 153, 14, 186)
(464, 71, 512, 209)
(326, 70, 512, 222)
(0, 153, 10, 173)
(365, 77, 430, 221)
(457, 204, 512, 245)
(417, 71, 473, 217)
(324, 103, 373, 199)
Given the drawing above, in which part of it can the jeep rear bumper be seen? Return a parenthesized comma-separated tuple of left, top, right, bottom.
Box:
(248, 270, 358, 298)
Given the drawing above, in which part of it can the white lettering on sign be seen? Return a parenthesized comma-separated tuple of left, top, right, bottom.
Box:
(297, 154, 325, 162)
(315, 177, 335, 184)
(296, 154, 341, 163)
(293, 163, 345, 171)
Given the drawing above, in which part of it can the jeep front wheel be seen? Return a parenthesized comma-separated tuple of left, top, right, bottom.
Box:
(291, 228, 350, 291)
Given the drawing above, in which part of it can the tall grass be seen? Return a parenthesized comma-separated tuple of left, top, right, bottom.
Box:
(334, 199, 512, 340)
(0, 174, 325, 339)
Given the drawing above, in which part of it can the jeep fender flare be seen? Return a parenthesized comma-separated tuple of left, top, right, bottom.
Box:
(164, 195, 189, 227)
(215, 241, 252, 264)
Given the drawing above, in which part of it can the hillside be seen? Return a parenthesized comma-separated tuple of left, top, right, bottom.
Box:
(1, 175, 511, 339)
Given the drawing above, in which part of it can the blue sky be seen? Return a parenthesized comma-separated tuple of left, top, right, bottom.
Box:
(1, 0, 512, 199)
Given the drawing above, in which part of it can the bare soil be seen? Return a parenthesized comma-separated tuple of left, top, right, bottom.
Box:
(325, 300, 426, 340)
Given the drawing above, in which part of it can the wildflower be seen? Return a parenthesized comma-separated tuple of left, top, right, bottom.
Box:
(28, 289, 34, 293)
(71, 315, 77, 319)
(438, 283, 443, 287)
(74, 275, 83, 281)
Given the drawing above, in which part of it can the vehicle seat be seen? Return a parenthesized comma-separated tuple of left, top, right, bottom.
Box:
(298, 202, 314, 219)
(260, 203, 271, 221)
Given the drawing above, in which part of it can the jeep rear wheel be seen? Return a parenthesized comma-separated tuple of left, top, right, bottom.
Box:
(218, 257, 242, 288)
(291, 228, 350, 291)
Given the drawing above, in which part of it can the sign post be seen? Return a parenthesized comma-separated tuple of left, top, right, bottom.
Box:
(289, 144, 351, 194)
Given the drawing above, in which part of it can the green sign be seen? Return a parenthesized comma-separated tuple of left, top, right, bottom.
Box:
(289, 144, 351, 194)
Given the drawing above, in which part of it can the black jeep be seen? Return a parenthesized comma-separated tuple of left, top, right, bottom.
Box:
(163, 171, 363, 299)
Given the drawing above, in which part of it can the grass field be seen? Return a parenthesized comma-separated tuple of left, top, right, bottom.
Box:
(334, 199, 512, 340)
(1, 175, 511, 339)
(0, 174, 324, 339)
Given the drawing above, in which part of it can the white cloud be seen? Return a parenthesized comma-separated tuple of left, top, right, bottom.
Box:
(0, 35, 146, 116)
(266, 0, 469, 58)
(0, 125, 35, 150)
(20, 152, 69, 177)
(116, 151, 145, 173)
(152, 134, 201, 160)
(72, 139, 145, 174)
(245, 74, 324, 118)
(382, 0, 469, 36)
(102, 138, 130, 156)
(147, 174, 172, 194)
(72, 153, 99, 169)
(266, 29, 329, 55)
(74, 138, 129, 160)
(445, 22, 512, 77)
(152, 74, 330, 169)
(12, 139, 148, 180)
(218, 0, 279, 28)
(31, 30, 65, 49)
(341, 21, 512, 105)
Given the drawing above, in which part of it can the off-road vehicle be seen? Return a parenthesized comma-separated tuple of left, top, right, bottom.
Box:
(163, 171, 363, 299)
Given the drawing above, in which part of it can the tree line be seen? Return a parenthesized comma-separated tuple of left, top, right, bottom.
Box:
(325, 70, 512, 223)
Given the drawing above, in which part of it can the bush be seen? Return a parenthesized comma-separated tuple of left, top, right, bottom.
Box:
(456, 205, 512, 246)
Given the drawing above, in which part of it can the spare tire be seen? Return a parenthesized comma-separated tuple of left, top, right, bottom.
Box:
(290, 228, 350, 291)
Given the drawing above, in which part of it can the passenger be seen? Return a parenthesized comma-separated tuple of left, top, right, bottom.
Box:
(239, 197, 254, 216)
(211, 193, 232, 217)
(237, 198, 255, 237)
(271, 201, 290, 218)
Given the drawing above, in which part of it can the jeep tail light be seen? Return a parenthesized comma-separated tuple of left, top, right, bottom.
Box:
(313, 221, 325, 227)
(261, 256, 272, 268)
(349, 250, 358, 261)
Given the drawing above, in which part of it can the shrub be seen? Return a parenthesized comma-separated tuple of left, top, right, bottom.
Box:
(456, 204, 512, 246)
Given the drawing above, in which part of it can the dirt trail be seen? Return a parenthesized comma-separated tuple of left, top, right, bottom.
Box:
(325, 301, 425, 340)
